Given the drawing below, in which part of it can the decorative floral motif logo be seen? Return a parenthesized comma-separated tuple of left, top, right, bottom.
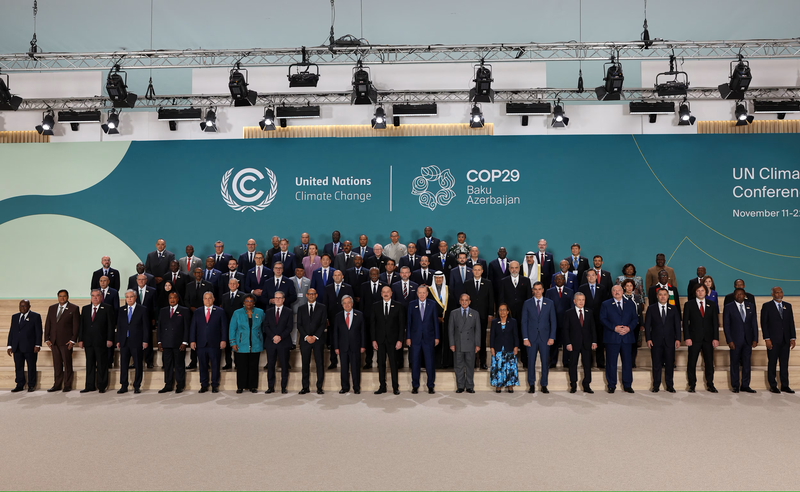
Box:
(220, 167, 278, 212)
(411, 165, 456, 211)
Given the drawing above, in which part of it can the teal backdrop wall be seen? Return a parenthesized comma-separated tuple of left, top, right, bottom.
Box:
(2, 134, 799, 298)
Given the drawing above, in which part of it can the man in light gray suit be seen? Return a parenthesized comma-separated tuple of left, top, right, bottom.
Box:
(290, 266, 312, 347)
(179, 245, 204, 277)
(521, 281, 557, 394)
(449, 294, 481, 393)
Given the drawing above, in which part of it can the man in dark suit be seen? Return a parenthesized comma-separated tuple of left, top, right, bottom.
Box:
(686, 266, 707, 300)
(411, 256, 434, 286)
(578, 270, 610, 368)
(97, 276, 120, 367)
(157, 291, 190, 393)
(297, 288, 326, 394)
(723, 288, 759, 393)
(345, 256, 369, 301)
(563, 292, 597, 393)
(263, 291, 293, 394)
(466, 246, 487, 271)
(259, 261, 297, 307)
(415, 226, 440, 257)
(355, 234, 374, 260)
(333, 240, 357, 272)
(683, 283, 720, 393)
(498, 262, 532, 367)
(184, 267, 214, 370)
(545, 273, 574, 369)
(392, 267, 419, 307)
(190, 292, 228, 393)
(323, 230, 343, 259)
(364, 244, 388, 273)
(565, 243, 590, 283)
(580, 255, 614, 292)
(6, 300, 42, 392)
(310, 254, 335, 294)
(647, 269, 682, 318)
(398, 243, 422, 272)
(201, 256, 223, 301)
(144, 238, 175, 286)
(449, 252, 473, 301)
(551, 260, 577, 292)
(293, 232, 311, 259)
(265, 236, 281, 269)
(333, 296, 365, 393)
(536, 239, 555, 290)
(78, 290, 115, 393)
(127, 262, 155, 291)
(244, 252, 272, 299)
(221, 278, 245, 370)
(324, 270, 355, 369)
(162, 260, 188, 300)
(464, 263, 494, 370)
(761, 286, 796, 393)
(600, 285, 639, 393)
(134, 274, 158, 369)
(211, 240, 233, 273)
(272, 239, 297, 282)
(645, 287, 682, 393)
(723, 279, 757, 307)
(432, 241, 456, 281)
(361, 268, 386, 370)
(521, 282, 557, 393)
(407, 286, 440, 394)
(90, 255, 121, 291)
(44, 289, 80, 392)
(487, 247, 511, 297)
(219, 258, 245, 298)
(117, 290, 150, 393)
(379, 259, 400, 286)
(372, 286, 406, 394)
(238, 238, 259, 274)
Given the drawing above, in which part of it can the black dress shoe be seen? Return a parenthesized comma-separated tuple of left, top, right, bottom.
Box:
(569, 387, 577, 394)
(584, 387, 594, 394)
(651, 387, 660, 393)
(176, 388, 184, 394)
(428, 387, 435, 394)
(769, 386, 781, 394)
(548, 363, 557, 369)
(507, 387, 514, 393)
(354, 389, 360, 394)
(199, 387, 208, 393)
(236, 389, 243, 394)
(495, 388, 501, 393)
(456, 388, 465, 393)
(528, 386, 535, 394)
(47, 387, 61, 392)
(62, 388, 71, 393)
(99, 389, 105, 393)
(117, 387, 128, 394)
(623, 387, 634, 394)
(782, 387, 795, 394)
(687, 386, 696, 393)
(299, 388, 310, 395)
(221, 365, 232, 371)
(327, 363, 337, 370)
(250, 389, 258, 393)
(480, 364, 488, 370)
(263, 365, 269, 371)
(212, 387, 219, 393)
(339, 389, 348, 394)
(128, 365, 135, 369)
(317, 389, 325, 395)
(466, 388, 475, 393)
(265, 388, 274, 394)
(741, 387, 756, 393)
(281, 388, 287, 394)
(731, 387, 740, 393)
(147, 364, 154, 369)
(666, 386, 676, 393)
(393, 389, 400, 395)
(540, 386, 549, 394)
(134, 388, 141, 394)
(11, 386, 24, 393)
(607, 387, 616, 394)
(411, 387, 419, 394)
(186, 364, 197, 370)
(374, 388, 386, 395)
(80, 388, 96, 393)
(158, 387, 171, 394)
(362, 363, 372, 370)
(707, 385, 718, 393)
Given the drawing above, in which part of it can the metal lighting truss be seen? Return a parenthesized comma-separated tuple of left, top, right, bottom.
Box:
(2, 39, 800, 71)
(16, 87, 800, 111)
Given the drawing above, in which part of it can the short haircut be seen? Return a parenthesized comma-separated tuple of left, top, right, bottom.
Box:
(733, 287, 746, 295)
(58, 289, 69, 297)
(457, 251, 467, 257)
(125, 289, 136, 296)
(273, 261, 283, 268)
(341, 294, 353, 303)
(621, 263, 637, 275)
(593, 255, 603, 260)
(274, 291, 285, 298)
(656, 287, 669, 295)
(532, 281, 543, 289)
(571, 243, 580, 248)
(695, 283, 708, 295)
(400, 266, 411, 272)
(203, 291, 215, 300)
(386, 258, 396, 266)
(573, 292, 585, 300)
(243, 293, 257, 303)
(621, 278, 636, 290)
(90, 289, 102, 295)
(658, 269, 668, 276)
(321, 254, 332, 261)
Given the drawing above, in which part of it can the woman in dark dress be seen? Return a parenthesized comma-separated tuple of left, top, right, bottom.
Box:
(490, 304, 520, 392)
(621, 278, 644, 368)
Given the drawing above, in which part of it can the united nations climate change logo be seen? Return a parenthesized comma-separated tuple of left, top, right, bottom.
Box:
(411, 165, 456, 211)
(220, 167, 278, 212)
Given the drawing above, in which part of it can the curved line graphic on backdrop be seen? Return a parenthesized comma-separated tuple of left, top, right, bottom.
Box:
(630, 135, 800, 259)
(668, 235, 800, 282)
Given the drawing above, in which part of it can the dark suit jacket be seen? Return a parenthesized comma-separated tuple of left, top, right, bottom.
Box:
(345, 267, 369, 296)
(354, 245, 374, 260)
(333, 252, 356, 272)
(157, 305, 190, 348)
(723, 291, 757, 307)
(127, 272, 155, 291)
(550, 272, 577, 292)
(259, 276, 298, 307)
(325, 283, 355, 324)
(489, 317, 519, 351)
(407, 300, 440, 344)
(360, 282, 387, 322)
(310, 267, 335, 295)
(487, 258, 511, 288)
(498, 276, 532, 321)
(449, 265, 474, 300)
(245, 265, 273, 293)
(189, 306, 227, 348)
(578, 283, 609, 324)
(682, 299, 719, 343)
(644, 303, 681, 345)
(410, 268, 434, 287)
(219, 271, 246, 297)
(185, 280, 214, 309)
(91, 267, 121, 291)
(686, 276, 705, 300)
(536, 251, 555, 289)
(200, 268, 223, 298)
(7, 311, 42, 353)
(145, 250, 175, 279)
(44, 302, 80, 345)
(464, 278, 495, 321)
(562, 308, 597, 350)
(116, 304, 150, 347)
(391, 280, 419, 306)
(263, 306, 293, 348)
(398, 254, 422, 271)
(379, 271, 400, 286)
(322, 242, 343, 259)
(265, 247, 281, 269)
(221, 291, 246, 321)
(293, 244, 311, 260)
(370, 300, 406, 345)
(432, 253, 456, 280)
(162, 272, 188, 300)
(212, 253, 234, 274)
(761, 300, 796, 344)
(297, 302, 327, 341)
(600, 298, 639, 344)
(333, 310, 365, 353)
(364, 254, 388, 273)
(545, 286, 575, 329)
(466, 257, 488, 270)
(647, 284, 683, 318)
(723, 302, 758, 346)
(101, 288, 121, 320)
(580, 269, 613, 291)
(135, 286, 158, 326)
(565, 255, 590, 284)
(237, 251, 258, 274)
(415, 236, 441, 257)
(78, 303, 115, 347)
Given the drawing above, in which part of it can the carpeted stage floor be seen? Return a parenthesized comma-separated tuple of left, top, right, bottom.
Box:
(0, 389, 796, 491)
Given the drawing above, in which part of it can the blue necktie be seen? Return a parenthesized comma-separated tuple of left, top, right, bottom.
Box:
(336, 284, 340, 297)
(461, 267, 466, 283)
(127, 306, 132, 337)
(322, 269, 327, 285)
(591, 284, 595, 297)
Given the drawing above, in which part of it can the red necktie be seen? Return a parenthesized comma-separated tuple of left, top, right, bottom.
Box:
(92, 306, 96, 322)
(699, 302, 705, 317)
(403, 283, 408, 298)
(346, 311, 350, 328)
(276, 308, 280, 324)
(205, 308, 210, 323)
(170, 307, 175, 318)
(540, 252, 544, 265)
(558, 288, 562, 298)
(579, 309, 583, 326)
(173, 273, 177, 283)
(257, 267, 261, 280)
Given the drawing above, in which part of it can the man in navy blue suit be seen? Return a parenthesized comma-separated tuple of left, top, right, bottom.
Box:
(263, 291, 293, 394)
(600, 285, 639, 393)
(551, 260, 577, 292)
(134, 274, 158, 369)
(564, 243, 590, 285)
(407, 285, 440, 394)
(333, 295, 365, 393)
(449, 252, 473, 301)
(219, 258, 246, 298)
(761, 286, 796, 393)
(521, 282, 557, 393)
(90, 255, 121, 291)
(644, 287, 681, 393)
(7, 299, 42, 392)
(190, 292, 228, 393)
(237, 238, 258, 274)
(355, 234, 374, 260)
(392, 267, 419, 306)
(201, 256, 223, 301)
(157, 291, 190, 393)
(536, 239, 555, 290)
(723, 288, 759, 393)
(325, 270, 355, 369)
(545, 273, 574, 369)
(310, 254, 335, 294)
(398, 243, 421, 272)
(244, 252, 272, 300)
(415, 226, 440, 258)
(259, 262, 297, 308)
(323, 230, 343, 259)
(144, 238, 175, 286)
(98, 275, 120, 366)
(117, 290, 150, 394)
(211, 240, 233, 273)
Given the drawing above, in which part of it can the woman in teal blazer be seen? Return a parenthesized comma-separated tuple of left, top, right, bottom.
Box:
(229, 294, 265, 393)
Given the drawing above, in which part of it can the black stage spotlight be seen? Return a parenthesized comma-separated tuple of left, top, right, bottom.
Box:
(0, 74, 23, 111)
(678, 101, 696, 126)
(719, 55, 752, 100)
(552, 102, 569, 128)
(106, 65, 138, 108)
(101, 109, 120, 135)
(469, 60, 494, 103)
(35, 110, 55, 135)
(229, 64, 257, 107)
(58, 110, 101, 131)
(596, 57, 624, 101)
(259, 107, 276, 131)
(288, 47, 320, 88)
(655, 55, 689, 96)
(469, 105, 484, 128)
(735, 102, 754, 126)
(200, 108, 218, 132)
(351, 62, 378, 105)
(371, 106, 387, 129)
(753, 100, 800, 120)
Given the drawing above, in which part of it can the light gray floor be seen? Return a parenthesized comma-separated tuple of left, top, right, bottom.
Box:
(0, 389, 797, 491)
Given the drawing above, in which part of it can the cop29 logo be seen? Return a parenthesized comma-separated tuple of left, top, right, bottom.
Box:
(220, 167, 278, 212)
(411, 165, 456, 211)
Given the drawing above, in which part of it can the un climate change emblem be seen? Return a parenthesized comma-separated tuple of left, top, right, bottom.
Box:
(411, 165, 456, 211)
(220, 167, 278, 212)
